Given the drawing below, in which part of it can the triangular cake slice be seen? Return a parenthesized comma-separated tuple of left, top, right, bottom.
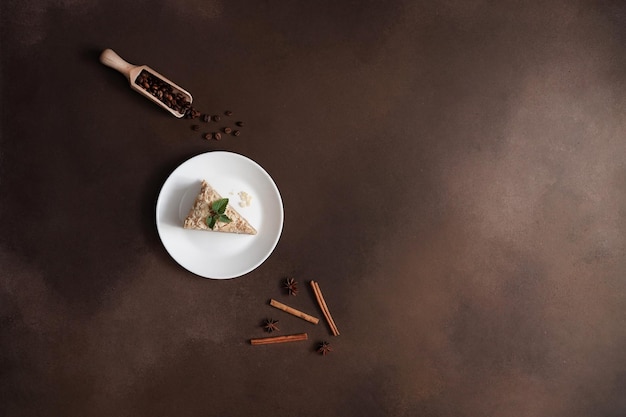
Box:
(183, 180, 257, 235)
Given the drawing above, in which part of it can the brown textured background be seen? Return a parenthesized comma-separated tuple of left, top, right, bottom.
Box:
(1, 1, 625, 416)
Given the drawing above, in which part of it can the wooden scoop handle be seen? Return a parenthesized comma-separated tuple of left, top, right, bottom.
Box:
(99, 49, 138, 80)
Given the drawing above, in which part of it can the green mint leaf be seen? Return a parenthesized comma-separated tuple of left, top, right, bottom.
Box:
(212, 198, 229, 215)
(218, 214, 232, 224)
(207, 215, 217, 229)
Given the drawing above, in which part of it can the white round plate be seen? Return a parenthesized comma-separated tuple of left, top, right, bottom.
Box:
(156, 151, 284, 279)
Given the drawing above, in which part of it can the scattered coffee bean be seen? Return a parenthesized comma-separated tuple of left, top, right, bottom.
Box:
(184, 107, 245, 143)
(184, 107, 201, 119)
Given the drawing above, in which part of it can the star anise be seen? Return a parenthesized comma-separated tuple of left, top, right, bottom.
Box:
(263, 318, 279, 333)
(284, 277, 298, 296)
(317, 341, 332, 356)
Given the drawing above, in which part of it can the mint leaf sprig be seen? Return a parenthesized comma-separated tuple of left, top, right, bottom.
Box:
(206, 198, 232, 229)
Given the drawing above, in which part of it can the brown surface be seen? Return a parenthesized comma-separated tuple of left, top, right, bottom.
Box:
(1, 1, 626, 416)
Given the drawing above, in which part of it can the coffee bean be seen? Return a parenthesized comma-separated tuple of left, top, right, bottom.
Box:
(233, 130, 241, 136)
(192, 125, 200, 131)
(213, 115, 221, 122)
(204, 133, 212, 140)
(133, 69, 191, 115)
(224, 110, 233, 116)
(223, 127, 232, 134)
(184, 107, 199, 119)
(214, 132, 222, 140)
(236, 121, 244, 127)
(202, 114, 210, 123)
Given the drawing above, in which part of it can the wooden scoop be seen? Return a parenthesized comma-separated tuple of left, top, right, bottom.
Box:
(99, 48, 193, 118)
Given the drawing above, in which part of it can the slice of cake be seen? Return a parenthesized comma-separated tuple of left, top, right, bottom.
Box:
(183, 180, 257, 235)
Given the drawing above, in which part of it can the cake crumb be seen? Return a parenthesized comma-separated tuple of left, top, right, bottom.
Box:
(238, 191, 252, 207)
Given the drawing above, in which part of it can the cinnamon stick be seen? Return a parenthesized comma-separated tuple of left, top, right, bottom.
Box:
(269, 299, 319, 324)
(310, 280, 340, 336)
(250, 333, 308, 345)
